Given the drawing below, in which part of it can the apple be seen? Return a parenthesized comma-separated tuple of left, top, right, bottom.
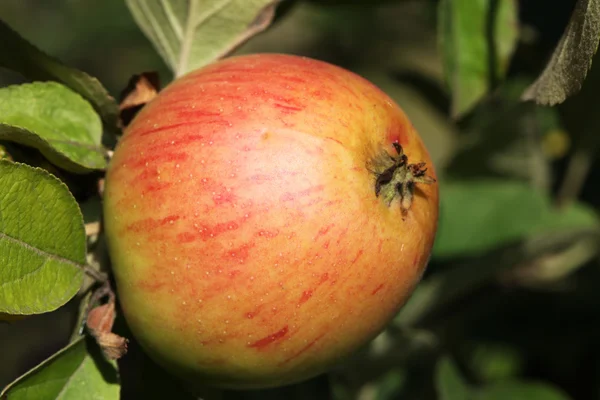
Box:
(103, 53, 438, 389)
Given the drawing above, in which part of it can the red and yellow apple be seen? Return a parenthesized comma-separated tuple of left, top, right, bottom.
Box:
(103, 53, 438, 389)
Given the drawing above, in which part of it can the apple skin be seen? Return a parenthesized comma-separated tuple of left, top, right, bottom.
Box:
(103, 53, 438, 389)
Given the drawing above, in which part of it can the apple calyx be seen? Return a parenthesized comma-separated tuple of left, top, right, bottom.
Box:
(372, 142, 436, 213)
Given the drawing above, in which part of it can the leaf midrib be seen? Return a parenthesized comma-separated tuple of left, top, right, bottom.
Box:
(176, 0, 235, 76)
(0, 231, 85, 274)
(55, 356, 87, 400)
(0, 123, 106, 160)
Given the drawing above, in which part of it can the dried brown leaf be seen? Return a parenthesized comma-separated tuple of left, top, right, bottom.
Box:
(118, 72, 161, 128)
(86, 297, 128, 360)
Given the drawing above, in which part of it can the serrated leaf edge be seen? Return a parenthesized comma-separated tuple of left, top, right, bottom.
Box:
(0, 81, 108, 172)
(0, 20, 119, 130)
(0, 337, 86, 398)
(0, 160, 87, 315)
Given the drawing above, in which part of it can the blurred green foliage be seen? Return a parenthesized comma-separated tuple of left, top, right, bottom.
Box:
(1, 0, 600, 399)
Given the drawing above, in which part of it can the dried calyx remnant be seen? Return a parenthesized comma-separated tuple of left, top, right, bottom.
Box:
(369, 142, 436, 213)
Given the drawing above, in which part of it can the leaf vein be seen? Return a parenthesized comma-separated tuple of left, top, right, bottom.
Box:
(55, 356, 87, 400)
(0, 231, 85, 282)
(139, 0, 179, 69)
(160, 0, 184, 40)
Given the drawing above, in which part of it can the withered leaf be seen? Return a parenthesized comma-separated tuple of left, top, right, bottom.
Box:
(86, 299, 128, 360)
(118, 71, 161, 129)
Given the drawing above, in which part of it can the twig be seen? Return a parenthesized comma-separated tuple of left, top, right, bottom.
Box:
(84, 265, 108, 283)
(85, 222, 101, 237)
(86, 281, 114, 313)
(524, 112, 551, 193)
(70, 291, 92, 341)
(70, 280, 114, 342)
(555, 147, 593, 208)
(97, 178, 105, 199)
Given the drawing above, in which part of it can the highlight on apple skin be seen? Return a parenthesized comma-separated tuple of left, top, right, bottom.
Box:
(103, 53, 439, 389)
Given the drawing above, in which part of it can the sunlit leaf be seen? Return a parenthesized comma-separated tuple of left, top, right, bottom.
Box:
(0, 161, 85, 315)
(522, 0, 600, 105)
(0, 82, 106, 173)
(434, 180, 598, 258)
(438, 0, 519, 117)
(126, 0, 280, 77)
(0, 20, 118, 129)
(0, 337, 120, 400)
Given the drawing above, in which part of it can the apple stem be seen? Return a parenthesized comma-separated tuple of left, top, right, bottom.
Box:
(371, 143, 436, 215)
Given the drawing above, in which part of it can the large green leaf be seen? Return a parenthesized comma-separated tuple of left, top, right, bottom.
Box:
(0, 161, 85, 315)
(435, 356, 472, 400)
(0, 82, 106, 173)
(0, 337, 120, 400)
(438, 0, 518, 117)
(522, 0, 600, 105)
(0, 20, 118, 129)
(474, 381, 571, 400)
(434, 180, 598, 258)
(126, 0, 280, 77)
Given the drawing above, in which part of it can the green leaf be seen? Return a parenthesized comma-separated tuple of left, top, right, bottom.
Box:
(434, 180, 599, 258)
(0, 20, 119, 129)
(0, 161, 85, 315)
(494, 0, 519, 79)
(126, 0, 280, 77)
(0, 82, 106, 173)
(522, 0, 600, 105)
(0, 337, 120, 400)
(438, 0, 519, 117)
(435, 356, 472, 400)
(475, 381, 571, 400)
(373, 369, 407, 400)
